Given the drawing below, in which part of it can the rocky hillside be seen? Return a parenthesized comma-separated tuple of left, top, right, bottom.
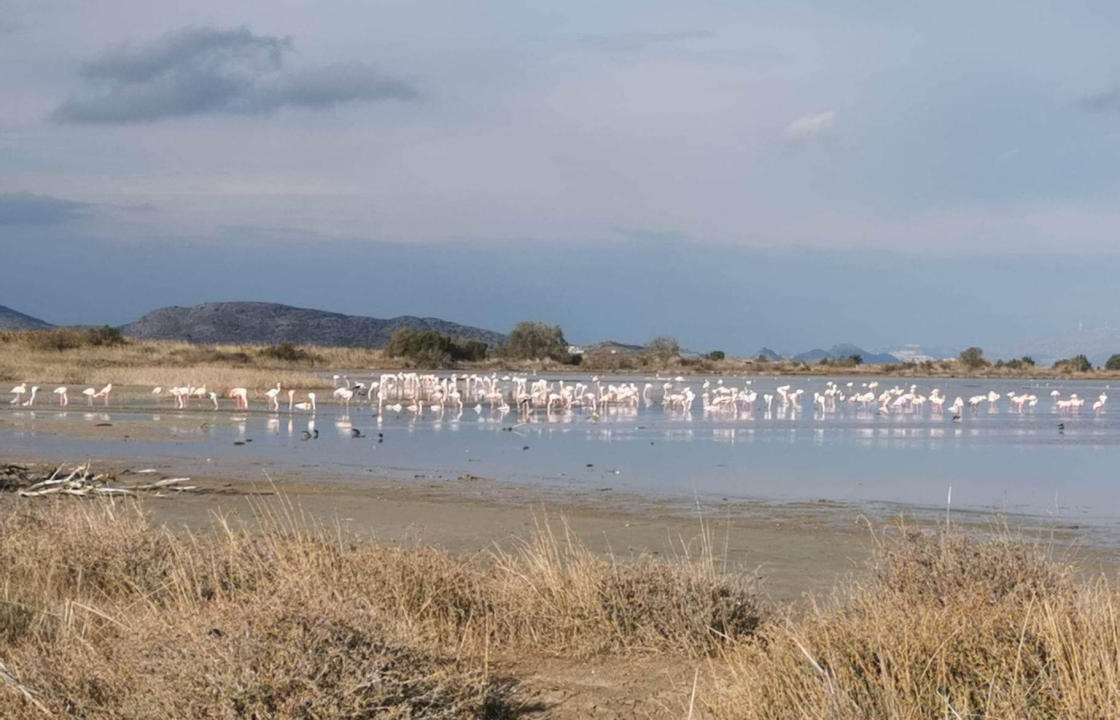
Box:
(121, 302, 505, 348)
(0, 304, 53, 330)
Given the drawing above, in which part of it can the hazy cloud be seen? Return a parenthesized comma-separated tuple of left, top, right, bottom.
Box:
(1081, 88, 1120, 114)
(53, 25, 418, 124)
(577, 29, 714, 53)
(0, 193, 88, 225)
(783, 110, 837, 142)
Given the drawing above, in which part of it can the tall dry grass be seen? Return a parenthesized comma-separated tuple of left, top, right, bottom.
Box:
(706, 524, 1120, 719)
(0, 497, 759, 718)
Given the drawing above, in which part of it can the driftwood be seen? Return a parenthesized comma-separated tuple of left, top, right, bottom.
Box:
(2, 462, 206, 498)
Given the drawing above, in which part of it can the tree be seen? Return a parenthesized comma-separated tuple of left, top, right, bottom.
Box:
(502, 322, 570, 362)
(1106, 354, 1120, 371)
(706, 350, 726, 361)
(1054, 354, 1092, 373)
(959, 346, 986, 369)
(645, 336, 681, 364)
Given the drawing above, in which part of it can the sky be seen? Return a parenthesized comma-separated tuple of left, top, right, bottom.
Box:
(3, 0, 1120, 355)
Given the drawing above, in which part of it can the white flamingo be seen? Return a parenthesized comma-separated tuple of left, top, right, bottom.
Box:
(53, 386, 68, 406)
(228, 387, 249, 410)
(92, 384, 112, 406)
(9, 382, 26, 405)
(21, 386, 39, 407)
(82, 387, 97, 406)
(265, 383, 281, 411)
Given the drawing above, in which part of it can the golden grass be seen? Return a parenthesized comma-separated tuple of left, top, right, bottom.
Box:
(705, 524, 1120, 719)
(0, 497, 759, 718)
(0, 331, 401, 389)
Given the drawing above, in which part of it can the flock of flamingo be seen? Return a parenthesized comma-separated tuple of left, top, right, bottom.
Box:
(5, 374, 1108, 420)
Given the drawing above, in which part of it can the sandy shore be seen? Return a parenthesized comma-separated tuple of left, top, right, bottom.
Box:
(3, 450, 1112, 605)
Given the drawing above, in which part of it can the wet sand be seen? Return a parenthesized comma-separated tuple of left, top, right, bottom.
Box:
(3, 449, 1112, 604)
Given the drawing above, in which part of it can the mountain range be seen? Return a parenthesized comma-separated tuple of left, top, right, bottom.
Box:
(0, 304, 54, 330)
(121, 302, 506, 348)
(5, 300, 1118, 363)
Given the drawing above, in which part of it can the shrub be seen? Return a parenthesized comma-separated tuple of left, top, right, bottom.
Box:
(384, 329, 488, 366)
(18, 326, 128, 352)
(706, 350, 726, 361)
(87, 325, 127, 347)
(501, 321, 570, 362)
(645, 336, 681, 364)
(1054, 354, 1092, 373)
(959, 346, 986, 369)
(258, 341, 314, 363)
(1106, 354, 1120, 371)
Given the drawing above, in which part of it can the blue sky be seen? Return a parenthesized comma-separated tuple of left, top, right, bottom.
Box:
(2, 0, 1120, 354)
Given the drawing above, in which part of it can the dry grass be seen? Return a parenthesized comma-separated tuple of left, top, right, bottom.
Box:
(0, 497, 759, 718)
(706, 523, 1120, 719)
(0, 330, 400, 389)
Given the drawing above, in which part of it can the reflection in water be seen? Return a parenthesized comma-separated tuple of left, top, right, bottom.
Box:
(3, 375, 1120, 533)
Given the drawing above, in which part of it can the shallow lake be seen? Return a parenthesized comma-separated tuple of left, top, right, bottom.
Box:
(3, 374, 1119, 539)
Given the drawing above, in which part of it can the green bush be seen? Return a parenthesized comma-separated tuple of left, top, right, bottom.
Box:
(706, 350, 726, 361)
(1106, 354, 1120, 371)
(500, 322, 570, 362)
(1053, 354, 1092, 373)
(385, 329, 488, 366)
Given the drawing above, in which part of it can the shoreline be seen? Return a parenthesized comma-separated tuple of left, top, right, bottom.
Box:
(3, 450, 1115, 603)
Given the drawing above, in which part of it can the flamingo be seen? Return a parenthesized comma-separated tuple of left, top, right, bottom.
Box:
(9, 382, 26, 405)
(228, 387, 249, 410)
(92, 384, 112, 406)
(265, 383, 281, 412)
(208, 392, 219, 410)
(287, 389, 295, 412)
(20, 386, 39, 407)
(53, 386, 68, 406)
(293, 392, 317, 412)
(82, 387, 96, 406)
(333, 387, 354, 410)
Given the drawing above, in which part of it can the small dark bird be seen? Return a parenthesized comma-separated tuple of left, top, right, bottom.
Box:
(233, 441, 246, 446)
(522, 445, 530, 451)
(312, 429, 319, 439)
(952, 415, 961, 422)
(301, 430, 311, 441)
(351, 428, 363, 438)
(1058, 423, 1065, 434)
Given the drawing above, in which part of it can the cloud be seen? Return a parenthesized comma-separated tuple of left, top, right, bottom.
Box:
(53, 25, 418, 124)
(577, 30, 714, 53)
(782, 110, 837, 142)
(1080, 89, 1120, 114)
(0, 193, 89, 225)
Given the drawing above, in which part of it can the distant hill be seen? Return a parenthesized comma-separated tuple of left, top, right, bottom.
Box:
(753, 347, 782, 361)
(793, 344, 898, 365)
(121, 302, 506, 348)
(0, 304, 53, 330)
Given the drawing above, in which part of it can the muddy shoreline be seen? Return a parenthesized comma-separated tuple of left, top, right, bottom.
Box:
(3, 449, 1113, 604)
